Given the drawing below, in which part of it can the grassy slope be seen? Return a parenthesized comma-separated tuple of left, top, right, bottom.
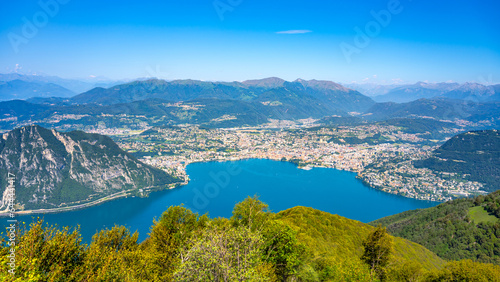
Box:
(276, 206, 445, 271)
(469, 206, 499, 224)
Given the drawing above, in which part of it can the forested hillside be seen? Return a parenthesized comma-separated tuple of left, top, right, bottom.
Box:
(372, 190, 500, 265)
(415, 130, 500, 192)
(2, 197, 500, 281)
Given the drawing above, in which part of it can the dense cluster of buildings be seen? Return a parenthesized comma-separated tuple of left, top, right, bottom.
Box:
(116, 125, 486, 202)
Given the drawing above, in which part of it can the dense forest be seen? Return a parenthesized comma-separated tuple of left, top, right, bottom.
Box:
(2, 196, 500, 281)
(372, 190, 500, 265)
(415, 130, 500, 192)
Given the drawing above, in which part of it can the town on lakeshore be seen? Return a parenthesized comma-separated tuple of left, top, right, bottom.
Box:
(80, 119, 487, 203)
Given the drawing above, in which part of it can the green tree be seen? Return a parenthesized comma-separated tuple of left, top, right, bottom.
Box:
(90, 225, 138, 252)
(362, 226, 394, 281)
(0, 220, 84, 282)
(426, 259, 500, 281)
(174, 226, 270, 281)
(386, 260, 425, 282)
(231, 195, 272, 231)
(139, 205, 208, 281)
(74, 225, 138, 281)
(261, 220, 306, 280)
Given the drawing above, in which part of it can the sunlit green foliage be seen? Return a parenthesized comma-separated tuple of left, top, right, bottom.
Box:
(1, 197, 499, 281)
(426, 259, 500, 282)
(230, 195, 271, 231)
(469, 206, 499, 224)
(372, 190, 500, 264)
(362, 226, 394, 280)
(175, 226, 268, 281)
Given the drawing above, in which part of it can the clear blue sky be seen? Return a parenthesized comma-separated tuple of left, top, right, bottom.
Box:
(1, 0, 499, 84)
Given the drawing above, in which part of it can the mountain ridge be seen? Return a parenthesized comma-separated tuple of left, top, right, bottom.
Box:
(0, 125, 178, 210)
(70, 78, 375, 115)
(370, 82, 500, 103)
(0, 80, 75, 101)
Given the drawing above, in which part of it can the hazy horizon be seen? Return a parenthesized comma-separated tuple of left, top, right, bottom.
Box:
(1, 0, 499, 85)
(3, 71, 500, 87)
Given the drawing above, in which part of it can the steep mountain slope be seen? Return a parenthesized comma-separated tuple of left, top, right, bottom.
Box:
(414, 130, 500, 192)
(371, 190, 500, 264)
(277, 206, 446, 271)
(0, 80, 75, 101)
(0, 100, 54, 130)
(70, 79, 261, 105)
(0, 125, 177, 210)
(254, 86, 337, 118)
(291, 79, 375, 113)
(70, 78, 375, 117)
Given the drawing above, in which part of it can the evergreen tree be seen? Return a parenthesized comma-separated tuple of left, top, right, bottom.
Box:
(362, 226, 394, 280)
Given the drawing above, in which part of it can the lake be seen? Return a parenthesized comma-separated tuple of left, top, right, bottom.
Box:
(4, 159, 438, 243)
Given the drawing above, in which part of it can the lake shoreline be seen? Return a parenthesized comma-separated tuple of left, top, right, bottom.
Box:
(0, 182, 184, 217)
(3, 158, 440, 217)
(0, 159, 439, 243)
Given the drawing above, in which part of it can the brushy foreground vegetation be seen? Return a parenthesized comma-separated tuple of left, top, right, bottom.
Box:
(1, 196, 500, 281)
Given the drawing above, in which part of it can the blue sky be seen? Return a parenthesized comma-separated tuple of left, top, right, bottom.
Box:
(0, 0, 499, 84)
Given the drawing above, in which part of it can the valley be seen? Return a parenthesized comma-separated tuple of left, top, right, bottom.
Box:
(2, 78, 498, 211)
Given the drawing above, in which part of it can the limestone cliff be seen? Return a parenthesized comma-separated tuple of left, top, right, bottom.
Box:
(0, 125, 177, 210)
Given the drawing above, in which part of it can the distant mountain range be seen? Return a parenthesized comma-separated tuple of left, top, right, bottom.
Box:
(70, 78, 375, 116)
(2, 73, 499, 104)
(0, 74, 498, 130)
(342, 83, 400, 97)
(0, 125, 177, 210)
(0, 80, 75, 101)
(347, 82, 500, 103)
(0, 73, 127, 94)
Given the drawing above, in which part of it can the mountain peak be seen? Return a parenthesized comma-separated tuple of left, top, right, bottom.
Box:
(294, 79, 350, 91)
(241, 77, 286, 88)
(415, 81, 429, 86)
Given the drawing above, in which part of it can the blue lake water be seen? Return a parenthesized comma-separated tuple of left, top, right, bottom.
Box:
(3, 159, 438, 243)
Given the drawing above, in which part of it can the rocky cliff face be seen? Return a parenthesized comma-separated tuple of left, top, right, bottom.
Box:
(0, 125, 176, 210)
